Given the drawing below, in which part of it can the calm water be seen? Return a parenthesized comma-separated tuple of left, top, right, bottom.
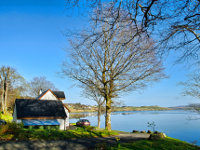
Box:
(70, 110, 200, 145)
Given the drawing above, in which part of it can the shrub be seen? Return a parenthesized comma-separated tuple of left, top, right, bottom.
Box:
(132, 130, 139, 133)
(147, 130, 153, 134)
(0, 122, 23, 135)
(0, 122, 24, 140)
(0, 113, 13, 122)
(149, 132, 167, 140)
(0, 124, 9, 135)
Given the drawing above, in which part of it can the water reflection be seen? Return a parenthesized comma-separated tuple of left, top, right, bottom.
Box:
(112, 111, 135, 115)
(121, 112, 135, 115)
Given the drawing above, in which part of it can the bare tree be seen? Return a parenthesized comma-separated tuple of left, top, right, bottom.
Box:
(0, 66, 25, 114)
(83, 86, 105, 128)
(62, 13, 165, 130)
(28, 76, 58, 97)
(66, 0, 200, 63)
(179, 73, 200, 99)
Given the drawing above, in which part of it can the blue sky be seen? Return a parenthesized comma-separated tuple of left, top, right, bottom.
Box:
(0, 0, 198, 106)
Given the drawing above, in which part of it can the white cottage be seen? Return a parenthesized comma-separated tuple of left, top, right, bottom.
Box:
(13, 89, 70, 130)
(37, 89, 66, 101)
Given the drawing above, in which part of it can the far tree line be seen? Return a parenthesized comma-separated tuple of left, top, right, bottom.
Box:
(0, 66, 58, 114)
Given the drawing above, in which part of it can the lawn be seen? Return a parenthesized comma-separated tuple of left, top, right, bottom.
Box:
(0, 123, 118, 140)
(0, 122, 199, 150)
(107, 137, 200, 150)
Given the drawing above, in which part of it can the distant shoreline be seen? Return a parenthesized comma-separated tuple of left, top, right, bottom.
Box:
(68, 105, 192, 113)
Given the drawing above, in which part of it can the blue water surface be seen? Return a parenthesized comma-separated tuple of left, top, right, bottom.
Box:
(70, 110, 200, 145)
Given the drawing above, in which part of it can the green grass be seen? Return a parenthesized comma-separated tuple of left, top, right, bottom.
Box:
(1, 122, 199, 150)
(0, 123, 118, 140)
(107, 137, 200, 150)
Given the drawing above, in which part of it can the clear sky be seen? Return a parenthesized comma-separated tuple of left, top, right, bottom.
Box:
(0, 0, 198, 107)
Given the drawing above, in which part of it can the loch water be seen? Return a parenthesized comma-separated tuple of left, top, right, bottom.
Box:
(70, 110, 200, 145)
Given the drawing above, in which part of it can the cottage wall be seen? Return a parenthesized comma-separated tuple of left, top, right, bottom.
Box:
(57, 108, 69, 130)
(57, 119, 65, 130)
(12, 105, 22, 123)
(64, 108, 69, 128)
(40, 91, 57, 100)
(40, 91, 70, 130)
(12, 105, 17, 122)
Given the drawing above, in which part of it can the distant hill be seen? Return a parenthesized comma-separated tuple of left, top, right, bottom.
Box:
(111, 105, 172, 111)
(65, 103, 174, 113)
(66, 103, 97, 112)
(169, 104, 200, 111)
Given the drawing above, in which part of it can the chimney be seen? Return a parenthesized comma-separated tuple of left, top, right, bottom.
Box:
(39, 89, 43, 95)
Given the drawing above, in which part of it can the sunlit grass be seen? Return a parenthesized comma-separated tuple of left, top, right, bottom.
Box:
(107, 137, 200, 150)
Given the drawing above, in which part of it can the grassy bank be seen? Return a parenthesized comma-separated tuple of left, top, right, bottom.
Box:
(107, 137, 199, 150)
(0, 123, 199, 150)
(0, 123, 118, 140)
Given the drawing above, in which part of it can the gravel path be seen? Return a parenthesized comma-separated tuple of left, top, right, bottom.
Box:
(0, 133, 150, 150)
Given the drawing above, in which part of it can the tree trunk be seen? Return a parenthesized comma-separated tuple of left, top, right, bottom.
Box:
(4, 81, 8, 114)
(105, 96, 111, 130)
(1, 90, 4, 113)
(1, 80, 5, 114)
(97, 105, 101, 128)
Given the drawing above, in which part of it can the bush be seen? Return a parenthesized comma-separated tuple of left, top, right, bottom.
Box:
(0, 122, 23, 140)
(0, 124, 9, 135)
(0, 113, 13, 122)
(0, 122, 23, 134)
(147, 130, 153, 134)
(149, 132, 167, 140)
(132, 130, 139, 133)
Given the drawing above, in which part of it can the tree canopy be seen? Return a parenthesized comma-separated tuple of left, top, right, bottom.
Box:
(62, 12, 165, 129)
(66, 0, 200, 63)
(28, 76, 58, 97)
(0, 66, 26, 113)
(180, 73, 200, 99)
